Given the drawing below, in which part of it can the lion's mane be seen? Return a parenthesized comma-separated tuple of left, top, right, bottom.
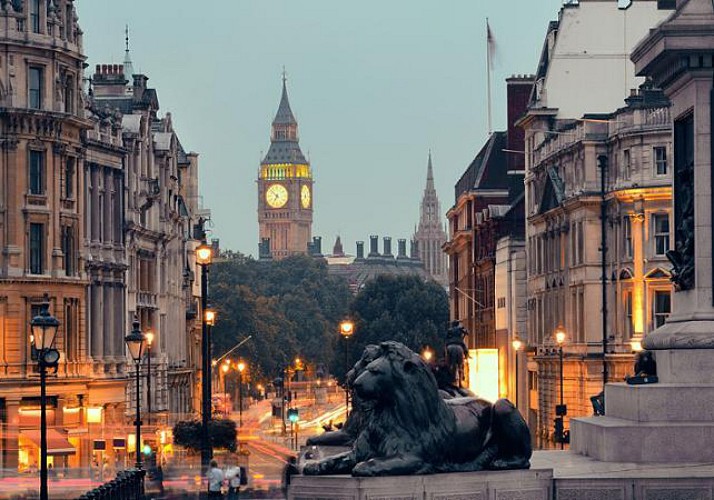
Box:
(353, 342, 458, 470)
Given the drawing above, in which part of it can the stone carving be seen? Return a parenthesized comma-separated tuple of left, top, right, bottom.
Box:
(445, 321, 468, 387)
(306, 344, 380, 448)
(666, 120, 695, 291)
(303, 341, 531, 477)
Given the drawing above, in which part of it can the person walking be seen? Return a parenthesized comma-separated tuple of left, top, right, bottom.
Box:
(282, 456, 299, 498)
(225, 460, 241, 500)
(207, 459, 225, 498)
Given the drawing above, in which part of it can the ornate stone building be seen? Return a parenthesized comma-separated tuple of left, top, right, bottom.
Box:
(520, 0, 673, 447)
(257, 76, 313, 259)
(413, 152, 448, 288)
(0, 0, 94, 470)
(91, 53, 204, 436)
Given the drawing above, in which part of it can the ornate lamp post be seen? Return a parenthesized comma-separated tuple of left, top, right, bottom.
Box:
(145, 331, 154, 426)
(125, 316, 147, 468)
(339, 320, 354, 416)
(196, 240, 213, 471)
(512, 338, 523, 409)
(30, 295, 60, 500)
(237, 361, 246, 428)
(554, 325, 566, 450)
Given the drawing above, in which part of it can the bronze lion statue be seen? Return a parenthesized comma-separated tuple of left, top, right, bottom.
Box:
(303, 341, 531, 476)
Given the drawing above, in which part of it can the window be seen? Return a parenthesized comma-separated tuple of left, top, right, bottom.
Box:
(577, 221, 584, 264)
(64, 157, 74, 199)
(29, 150, 44, 195)
(64, 74, 74, 114)
(624, 290, 634, 339)
(28, 66, 43, 109)
(29, 0, 40, 33)
(623, 216, 633, 258)
(29, 223, 44, 274)
(65, 5, 73, 41)
(654, 146, 667, 176)
(62, 226, 75, 276)
(622, 149, 631, 180)
(653, 213, 670, 256)
(653, 290, 671, 329)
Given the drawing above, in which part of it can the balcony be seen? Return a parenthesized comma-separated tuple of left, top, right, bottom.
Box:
(137, 291, 157, 308)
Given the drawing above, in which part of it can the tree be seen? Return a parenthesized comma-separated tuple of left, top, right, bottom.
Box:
(333, 275, 449, 381)
(209, 253, 351, 382)
(173, 418, 237, 453)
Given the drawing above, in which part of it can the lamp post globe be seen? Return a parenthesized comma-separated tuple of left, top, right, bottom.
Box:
(338, 319, 355, 416)
(31, 297, 60, 351)
(196, 242, 213, 266)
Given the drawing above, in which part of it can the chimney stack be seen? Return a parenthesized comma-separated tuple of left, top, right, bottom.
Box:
(383, 237, 393, 258)
(397, 239, 408, 260)
(368, 235, 379, 258)
(356, 241, 365, 260)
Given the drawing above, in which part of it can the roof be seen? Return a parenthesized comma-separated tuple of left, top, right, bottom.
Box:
(454, 132, 508, 201)
(262, 140, 307, 164)
(273, 78, 297, 125)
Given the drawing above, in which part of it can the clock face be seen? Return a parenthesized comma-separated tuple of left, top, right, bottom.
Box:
(266, 184, 288, 208)
(301, 185, 311, 208)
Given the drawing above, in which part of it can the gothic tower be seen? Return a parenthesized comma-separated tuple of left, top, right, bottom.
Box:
(257, 75, 313, 259)
(414, 152, 448, 287)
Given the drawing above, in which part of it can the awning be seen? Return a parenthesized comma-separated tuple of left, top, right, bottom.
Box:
(20, 429, 76, 456)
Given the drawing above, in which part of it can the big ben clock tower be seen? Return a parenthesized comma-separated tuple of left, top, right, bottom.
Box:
(258, 74, 313, 259)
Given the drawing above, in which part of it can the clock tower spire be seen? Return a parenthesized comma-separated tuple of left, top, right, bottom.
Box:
(258, 73, 313, 259)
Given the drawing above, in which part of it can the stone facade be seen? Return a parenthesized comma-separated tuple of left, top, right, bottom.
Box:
(520, 1, 674, 447)
(0, 1, 204, 470)
(257, 76, 313, 260)
(413, 152, 448, 288)
(91, 57, 204, 433)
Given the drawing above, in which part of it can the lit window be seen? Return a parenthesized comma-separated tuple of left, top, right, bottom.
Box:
(654, 146, 667, 176)
(653, 213, 670, 256)
(653, 290, 671, 329)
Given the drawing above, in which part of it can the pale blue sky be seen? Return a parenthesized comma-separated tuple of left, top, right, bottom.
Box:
(78, 0, 563, 256)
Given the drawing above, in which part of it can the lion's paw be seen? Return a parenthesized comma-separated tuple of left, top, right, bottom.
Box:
(352, 460, 378, 477)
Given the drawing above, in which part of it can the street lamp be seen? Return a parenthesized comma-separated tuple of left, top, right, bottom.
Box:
(237, 361, 246, 428)
(145, 331, 154, 426)
(30, 295, 60, 500)
(221, 362, 230, 416)
(554, 325, 566, 450)
(339, 320, 354, 416)
(196, 240, 213, 471)
(512, 338, 523, 409)
(125, 315, 147, 484)
(421, 346, 434, 363)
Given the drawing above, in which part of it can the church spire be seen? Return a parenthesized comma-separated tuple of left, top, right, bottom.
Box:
(123, 25, 134, 79)
(426, 150, 435, 191)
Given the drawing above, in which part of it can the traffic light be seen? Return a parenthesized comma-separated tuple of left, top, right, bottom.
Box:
(554, 417, 564, 443)
(288, 407, 299, 423)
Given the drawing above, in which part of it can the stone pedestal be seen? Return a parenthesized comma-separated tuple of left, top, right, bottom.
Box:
(288, 469, 553, 500)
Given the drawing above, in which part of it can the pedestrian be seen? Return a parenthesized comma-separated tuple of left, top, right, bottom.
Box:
(225, 459, 241, 500)
(207, 459, 225, 498)
(281, 456, 299, 498)
(48, 463, 57, 481)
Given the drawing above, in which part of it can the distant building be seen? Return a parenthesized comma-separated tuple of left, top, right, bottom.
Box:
(326, 236, 430, 294)
(413, 152, 448, 288)
(257, 75, 314, 259)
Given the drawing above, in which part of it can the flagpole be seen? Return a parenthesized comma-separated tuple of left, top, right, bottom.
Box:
(486, 18, 493, 136)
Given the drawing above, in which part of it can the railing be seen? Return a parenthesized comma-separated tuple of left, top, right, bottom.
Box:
(78, 469, 145, 500)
